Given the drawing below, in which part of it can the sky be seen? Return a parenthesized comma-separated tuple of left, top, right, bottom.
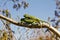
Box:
(0, 0, 56, 20)
(0, 0, 57, 40)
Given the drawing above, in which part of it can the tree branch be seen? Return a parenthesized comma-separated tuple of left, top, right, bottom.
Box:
(0, 14, 60, 37)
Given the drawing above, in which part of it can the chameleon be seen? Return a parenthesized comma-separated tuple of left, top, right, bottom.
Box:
(21, 14, 50, 33)
(21, 18, 39, 24)
(21, 14, 49, 25)
(24, 14, 40, 22)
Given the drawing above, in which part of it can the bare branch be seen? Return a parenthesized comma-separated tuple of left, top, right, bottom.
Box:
(0, 14, 60, 37)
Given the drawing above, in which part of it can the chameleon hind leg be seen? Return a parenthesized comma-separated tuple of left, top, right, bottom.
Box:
(39, 22, 45, 33)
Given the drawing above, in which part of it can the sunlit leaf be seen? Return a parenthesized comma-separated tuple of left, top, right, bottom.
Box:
(55, 20, 60, 25)
(22, 1, 29, 9)
(55, 10, 60, 17)
(51, 18, 56, 22)
(24, 2, 29, 9)
(16, 3, 22, 10)
(18, 3, 21, 8)
(13, 4, 17, 8)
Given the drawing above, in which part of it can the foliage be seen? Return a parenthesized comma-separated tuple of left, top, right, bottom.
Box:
(0, 0, 29, 40)
(0, 30, 8, 40)
(0, 0, 60, 40)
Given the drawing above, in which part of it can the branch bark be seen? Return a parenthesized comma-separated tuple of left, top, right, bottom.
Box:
(0, 14, 60, 37)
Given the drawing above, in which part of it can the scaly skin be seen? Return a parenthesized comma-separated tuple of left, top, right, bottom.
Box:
(21, 18, 39, 24)
(24, 14, 49, 23)
(22, 14, 50, 33)
(24, 14, 40, 22)
(21, 14, 49, 25)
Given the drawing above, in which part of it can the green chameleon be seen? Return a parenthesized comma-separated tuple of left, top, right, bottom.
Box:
(21, 18, 39, 24)
(21, 14, 49, 24)
(21, 14, 50, 32)
(24, 14, 40, 22)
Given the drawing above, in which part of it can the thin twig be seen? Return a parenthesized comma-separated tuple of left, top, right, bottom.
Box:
(0, 14, 60, 37)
